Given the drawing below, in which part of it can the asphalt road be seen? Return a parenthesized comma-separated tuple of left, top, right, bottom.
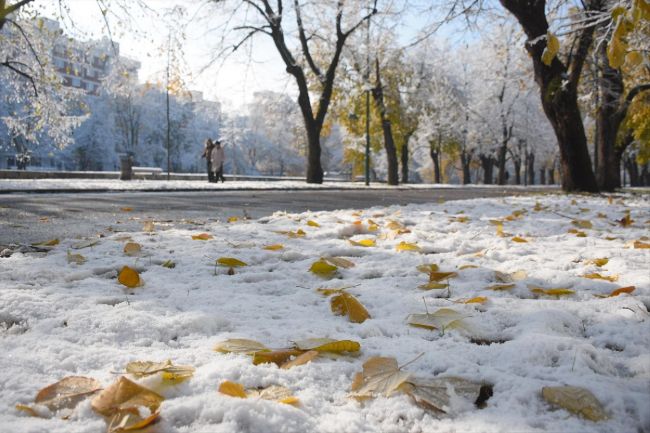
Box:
(0, 187, 552, 244)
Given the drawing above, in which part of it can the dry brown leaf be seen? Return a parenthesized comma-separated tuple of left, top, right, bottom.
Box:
(331, 292, 371, 323)
(191, 233, 213, 240)
(125, 360, 194, 382)
(219, 382, 299, 405)
(487, 283, 516, 291)
(407, 308, 473, 333)
(67, 252, 86, 265)
(584, 258, 609, 267)
(18, 376, 102, 417)
(123, 242, 142, 256)
(323, 257, 355, 269)
(214, 339, 268, 355)
(281, 350, 319, 369)
(252, 349, 303, 366)
(582, 273, 618, 282)
(541, 386, 607, 421)
(595, 286, 635, 298)
(142, 221, 155, 232)
(417, 282, 449, 290)
(293, 338, 360, 353)
(351, 357, 411, 398)
(428, 271, 458, 282)
(401, 376, 488, 414)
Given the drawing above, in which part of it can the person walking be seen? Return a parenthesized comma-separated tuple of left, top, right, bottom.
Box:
(201, 138, 215, 182)
(211, 140, 226, 183)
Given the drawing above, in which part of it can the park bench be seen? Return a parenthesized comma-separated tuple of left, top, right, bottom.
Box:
(132, 166, 163, 178)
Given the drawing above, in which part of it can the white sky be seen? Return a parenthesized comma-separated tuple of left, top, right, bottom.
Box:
(33, 1, 459, 111)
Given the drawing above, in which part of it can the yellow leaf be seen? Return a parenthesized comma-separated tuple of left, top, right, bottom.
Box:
(253, 349, 304, 366)
(618, 214, 634, 227)
(408, 308, 472, 332)
(214, 338, 268, 354)
(281, 350, 319, 369)
(310, 260, 338, 277)
(118, 266, 141, 288)
(91, 377, 163, 431)
(428, 271, 458, 282)
(572, 219, 593, 229)
(417, 282, 449, 290)
(567, 228, 587, 237)
(250, 385, 299, 405)
(487, 283, 516, 291)
(263, 244, 284, 251)
(626, 51, 643, 67)
(19, 376, 102, 416)
(15, 404, 39, 417)
(542, 33, 560, 65)
(67, 252, 86, 265)
(607, 286, 635, 297)
(582, 273, 618, 282)
(143, 220, 155, 232)
(216, 257, 248, 267)
(542, 386, 607, 421)
(386, 220, 405, 230)
(323, 257, 355, 269)
(633, 240, 650, 249)
(123, 242, 142, 256)
(32, 238, 59, 247)
(307, 220, 320, 227)
(191, 233, 213, 240)
(528, 285, 574, 296)
(396, 241, 421, 252)
(584, 258, 608, 267)
(495, 222, 505, 237)
(126, 360, 195, 382)
(120, 207, 133, 212)
(459, 264, 479, 270)
(227, 216, 239, 223)
(293, 338, 361, 353)
(511, 236, 528, 243)
(218, 381, 247, 398)
(349, 238, 376, 247)
(462, 296, 488, 304)
(316, 287, 345, 296)
(161, 259, 175, 269)
(331, 292, 371, 323)
(416, 264, 439, 273)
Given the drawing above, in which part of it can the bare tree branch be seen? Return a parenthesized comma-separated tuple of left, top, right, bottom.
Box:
(294, 0, 322, 78)
(1, 60, 37, 95)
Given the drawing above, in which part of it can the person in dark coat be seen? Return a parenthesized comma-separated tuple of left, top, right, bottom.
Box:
(211, 140, 226, 183)
(201, 138, 215, 182)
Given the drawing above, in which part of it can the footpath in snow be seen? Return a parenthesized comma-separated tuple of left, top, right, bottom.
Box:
(0, 193, 648, 433)
(0, 178, 549, 192)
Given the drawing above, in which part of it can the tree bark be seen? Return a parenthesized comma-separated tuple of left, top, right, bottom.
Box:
(547, 167, 555, 184)
(430, 146, 441, 184)
(539, 167, 546, 185)
(460, 149, 472, 184)
(499, 0, 600, 192)
(401, 132, 413, 184)
(372, 59, 399, 185)
(513, 157, 521, 185)
(526, 152, 535, 185)
(479, 153, 496, 184)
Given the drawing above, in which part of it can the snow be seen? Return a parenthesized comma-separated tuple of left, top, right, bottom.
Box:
(1, 193, 649, 433)
(0, 178, 547, 192)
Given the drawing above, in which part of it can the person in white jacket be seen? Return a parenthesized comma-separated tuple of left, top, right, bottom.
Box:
(211, 140, 226, 183)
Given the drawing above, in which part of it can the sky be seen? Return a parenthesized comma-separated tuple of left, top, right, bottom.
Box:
(33, 0, 465, 111)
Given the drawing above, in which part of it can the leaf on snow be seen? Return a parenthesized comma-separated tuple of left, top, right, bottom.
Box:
(407, 308, 473, 333)
(418, 282, 449, 290)
(427, 271, 458, 282)
(511, 236, 528, 243)
(125, 360, 195, 382)
(572, 219, 593, 229)
(72, 239, 99, 249)
(118, 266, 141, 288)
(541, 386, 607, 421)
(417, 264, 439, 274)
(263, 244, 284, 251)
(401, 376, 489, 414)
(331, 292, 371, 323)
(219, 381, 299, 405)
(142, 221, 155, 232)
(214, 338, 268, 355)
(595, 286, 635, 298)
(632, 240, 649, 249)
(349, 238, 376, 247)
(323, 257, 355, 268)
(91, 377, 164, 432)
(191, 233, 213, 240)
(216, 257, 248, 267)
(218, 381, 246, 398)
(16, 376, 102, 417)
(486, 283, 516, 291)
(582, 273, 618, 282)
(67, 252, 86, 265)
(161, 260, 175, 269)
(123, 242, 142, 256)
(584, 258, 609, 267)
(32, 238, 60, 247)
(457, 296, 488, 305)
(293, 338, 361, 354)
(281, 350, 319, 369)
(307, 220, 320, 227)
(528, 285, 574, 296)
(350, 357, 411, 398)
(310, 260, 338, 277)
(253, 349, 303, 366)
(396, 241, 421, 252)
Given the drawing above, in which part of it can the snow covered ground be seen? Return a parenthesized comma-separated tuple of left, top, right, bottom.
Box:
(0, 178, 544, 192)
(1, 193, 649, 433)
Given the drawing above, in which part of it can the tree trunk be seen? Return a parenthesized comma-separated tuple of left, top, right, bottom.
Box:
(372, 60, 398, 186)
(480, 153, 495, 184)
(641, 163, 650, 186)
(514, 157, 522, 185)
(526, 152, 535, 185)
(430, 145, 441, 184)
(624, 154, 640, 186)
(401, 133, 412, 184)
(500, 0, 599, 192)
(460, 149, 472, 184)
(539, 167, 546, 185)
(547, 167, 555, 184)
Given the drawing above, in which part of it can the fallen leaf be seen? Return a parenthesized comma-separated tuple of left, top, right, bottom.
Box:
(281, 350, 319, 369)
(331, 292, 371, 323)
(17, 376, 102, 417)
(91, 377, 164, 432)
(72, 239, 99, 249)
(618, 214, 633, 227)
(253, 349, 303, 366)
(125, 360, 194, 382)
(407, 308, 472, 333)
(32, 238, 59, 247)
(572, 219, 592, 229)
(142, 221, 155, 232)
(316, 287, 345, 296)
(511, 236, 528, 243)
(396, 241, 421, 252)
(227, 216, 239, 223)
(349, 238, 376, 247)
(118, 266, 141, 288)
(541, 386, 607, 421)
(191, 233, 213, 240)
(459, 264, 479, 270)
(293, 338, 361, 353)
(633, 240, 650, 249)
(528, 285, 574, 296)
(214, 339, 268, 355)
(351, 357, 411, 398)
(123, 242, 142, 256)
(218, 381, 247, 398)
(460, 297, 488, 304)
(307, 220, 320, 227)
(120, 207, 133, 212)
(263, 244, 284, 251)
(584, 258, 608, 267)
(67, 252, 86, 265)
(323, 257, 355, 268)
(417, 264, 439, 273)
(216, 257, 248, 267)
(582, 273, 618, 282)
(250, 385, 300, 405)
(310, 260, 338, 277)
(608, 286, 635, 297)
(417, 282, 449, 290)
(568, 229, 587, 237)
(428, 271, 458, 282)
(401, 376, 489, 414)
(487, 283, 516, 291)
(161, 260, 175, 269)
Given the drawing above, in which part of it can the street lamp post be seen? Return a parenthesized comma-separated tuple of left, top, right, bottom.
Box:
(364, 4, 371, 186)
